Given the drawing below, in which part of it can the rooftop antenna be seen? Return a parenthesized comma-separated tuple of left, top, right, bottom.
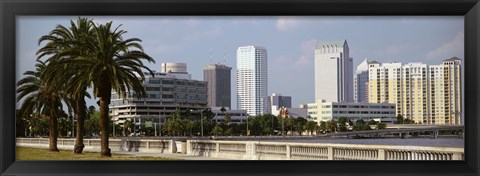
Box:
(222, 46, 227, 65)
(209, 48, 213, 64)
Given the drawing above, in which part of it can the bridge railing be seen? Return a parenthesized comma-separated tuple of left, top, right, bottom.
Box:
(16, 138, 177, 153)
(186, 140, 464, 160)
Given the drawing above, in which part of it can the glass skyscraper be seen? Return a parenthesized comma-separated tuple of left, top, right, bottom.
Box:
(236, 46, 268, 116)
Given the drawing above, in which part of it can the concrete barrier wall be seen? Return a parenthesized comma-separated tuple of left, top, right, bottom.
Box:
(17, 138, 464, 160)
(16, 138, 177, 153)
(186, 140, 464, 160)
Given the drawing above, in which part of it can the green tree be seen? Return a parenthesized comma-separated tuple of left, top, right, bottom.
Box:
(285, 117, 294, 135)
(326, 120, 337, 133)
(293, 117, 307, 135)
(305, 121, 319, 135)
(376, 123, 387, 130)
(211, 125, 223, 136)
(57, 110, 72, 137)
(17, 60, 65, 152)
(56, 20, 155, 157)
(38, 17, 95, 154)
(166, 109, 181, 136)
(368, 119, 378, 125)
(396, 114, 404, 124)
(223, 114, 232, 125)
(225, 128, 234, 136)
(122, 119, 133, 136)
(338, 117, 348, 132)
(319, 121, 327, 134)
(85, 111, 100, 136)
(353, 119, 371, 131)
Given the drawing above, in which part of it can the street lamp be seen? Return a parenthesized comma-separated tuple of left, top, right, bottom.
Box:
(191, 109, 204, 137)
(246, 113, 249, 136)
(201, 110, 204, 137)
(112, 119, 115, 137)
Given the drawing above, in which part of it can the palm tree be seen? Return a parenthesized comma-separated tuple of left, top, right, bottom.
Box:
(17, 60, 64, 152)
(37, 17, 94, 154)
(223, 114, 231, 125)
(80, 21, 154, 157)
(123, 119, 133, 136)
(38, 18, 154, 157)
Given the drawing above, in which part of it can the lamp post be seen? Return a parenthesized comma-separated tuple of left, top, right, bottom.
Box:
(157, 115, 161, 137)
(246, 113, 249, 136)
(112, 119, 115, 137)
(192, 109, 204, 137)
(201, 110, 204, 137)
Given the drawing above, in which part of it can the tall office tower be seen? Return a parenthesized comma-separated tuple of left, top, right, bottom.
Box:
(368, 57, 462, 125)
(354, 58, 370, 102)
(203, 64, 232, 108)
(314, 40, 354, 102)
(236, 46, 268, 116)
(260, 93, 292, 115)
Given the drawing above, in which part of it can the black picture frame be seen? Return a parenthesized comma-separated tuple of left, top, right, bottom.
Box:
(1, 0, 479, 176)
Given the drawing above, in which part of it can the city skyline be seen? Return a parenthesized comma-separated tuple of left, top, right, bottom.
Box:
(16, 16, 464, 108)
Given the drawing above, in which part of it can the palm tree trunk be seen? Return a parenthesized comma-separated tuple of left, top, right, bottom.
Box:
(98, 97, 111, 157)
(74, 92, 86, 154)
(49, 109, 59, 152)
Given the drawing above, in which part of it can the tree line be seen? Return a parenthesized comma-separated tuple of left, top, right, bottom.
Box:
(128, 110, 389, 137)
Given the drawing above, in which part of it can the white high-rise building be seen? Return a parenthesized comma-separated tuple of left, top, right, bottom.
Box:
(314, 40, 354, 103)
(236, 46, 268, 116)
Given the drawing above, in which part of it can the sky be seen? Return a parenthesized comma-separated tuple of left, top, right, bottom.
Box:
(16, 16, 464, 109)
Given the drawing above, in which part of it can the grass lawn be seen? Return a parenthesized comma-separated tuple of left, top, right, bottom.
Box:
(16, 147, 179, 160)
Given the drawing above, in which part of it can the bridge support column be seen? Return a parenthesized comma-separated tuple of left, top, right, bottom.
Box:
(215, 143, 220, 157)
(452, 153, 463, 160)
(378, 149, 386, 160)
(328, 147, 334, 160)
(286, 145, 291, 159)
(243, 142, 259, 160)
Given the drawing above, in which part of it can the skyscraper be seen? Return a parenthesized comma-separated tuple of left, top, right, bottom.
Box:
(368, 57, 462, 125)
(261, 93, 292, 115)
(354, 58, 370, 102)
(236, 46, 268, 116)
(203, 64, 232, 108)
(314, 40, 354, 103)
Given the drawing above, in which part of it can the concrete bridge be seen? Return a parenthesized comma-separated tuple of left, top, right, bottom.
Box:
(326, 125, 464, 139)
(16, 138, 464, 160)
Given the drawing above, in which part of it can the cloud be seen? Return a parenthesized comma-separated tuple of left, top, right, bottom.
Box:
(295, 39, 317, 66)
(147, 43, 185, 56)
(365, 43, 411, 58)
(276, 17, 302, 31)
(182, 26, 223, 41)
(147, 26, 223, 57)
(426, 31, 464, 59)
(185, 17, 200, 26)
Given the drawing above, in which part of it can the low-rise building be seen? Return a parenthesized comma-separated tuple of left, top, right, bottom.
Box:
(210, 107, 248, 123)
(109, 63, 208, 134)
(309, 99, 397, 124)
